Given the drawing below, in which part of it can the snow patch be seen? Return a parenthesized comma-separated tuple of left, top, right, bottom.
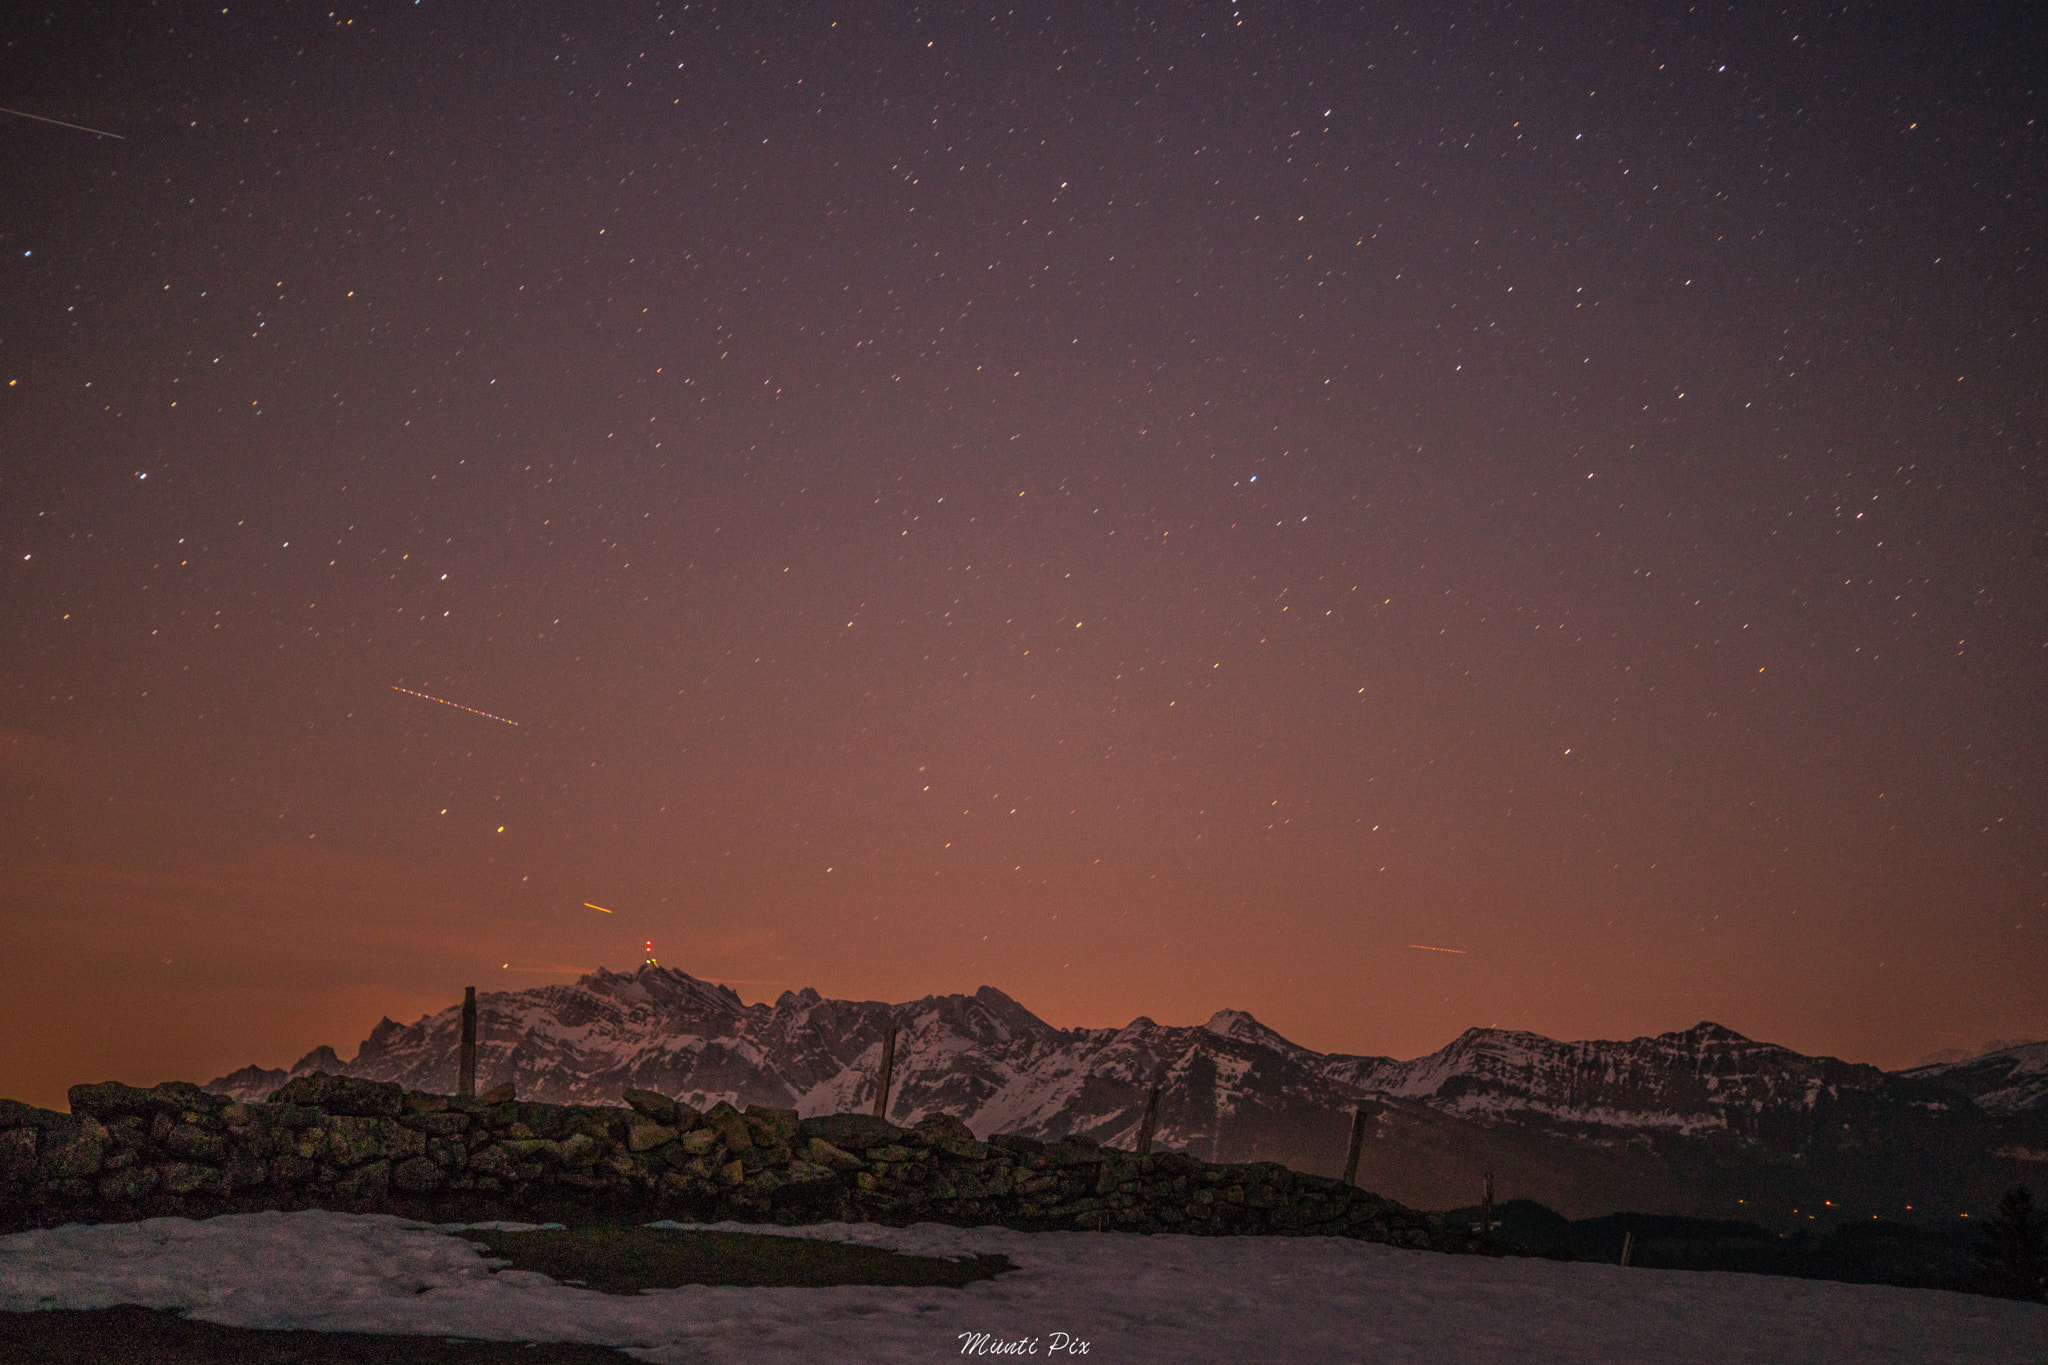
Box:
(2, 1211, 2040, 1364)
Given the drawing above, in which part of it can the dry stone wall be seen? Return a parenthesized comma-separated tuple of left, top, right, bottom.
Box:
(0, 1075, 1467, 1251)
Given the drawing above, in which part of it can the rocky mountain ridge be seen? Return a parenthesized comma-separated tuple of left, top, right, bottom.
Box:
(1897, 1041, 2048, 1116)
(204, 964, 2048, 1223)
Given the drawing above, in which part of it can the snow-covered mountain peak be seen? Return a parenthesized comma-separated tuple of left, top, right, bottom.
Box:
(200, 962, 2044, 1203)
(579, 963, 748, 1020)
(1201, 1008, 1294, 1049)
(2002, 1040, 2048, 1070)
(290, 1045, 344, 1074)
(1673, 1021, 1752, 1045)
(1899, 1037, 2048, 1113)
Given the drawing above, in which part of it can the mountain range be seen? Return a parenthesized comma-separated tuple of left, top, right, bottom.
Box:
(205, 964, 2048, 1226)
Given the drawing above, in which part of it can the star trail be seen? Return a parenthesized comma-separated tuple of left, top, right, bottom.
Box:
(389, 686, 520, 728)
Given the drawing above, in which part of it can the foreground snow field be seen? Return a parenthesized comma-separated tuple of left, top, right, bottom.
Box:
(2, 1211, 2042, 1364)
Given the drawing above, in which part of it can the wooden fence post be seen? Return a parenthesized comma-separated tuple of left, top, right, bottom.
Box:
(871, 1026, 898, 1120)
(458, 986, 477, 1099)
(1136, 1086, 1162, 1155)
(1341, 1107, 1368, 1187)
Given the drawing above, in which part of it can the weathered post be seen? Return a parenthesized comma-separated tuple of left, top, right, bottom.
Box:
(1341, 1107, 1369, 1187)
(458, 986, 477, 1099)
(1136, 1086, 1162, 1155)
(871, 1026, 898, 1120)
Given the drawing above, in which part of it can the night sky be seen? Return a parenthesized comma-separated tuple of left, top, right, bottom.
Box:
(3, 2, 2043, 1112)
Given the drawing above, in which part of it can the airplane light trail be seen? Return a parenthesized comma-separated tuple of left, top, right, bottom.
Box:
(0, 106, 125, 139)
(1408, 944, 1467, 954)
(585, 903, 612, 913)
(390, 686, 519, 725)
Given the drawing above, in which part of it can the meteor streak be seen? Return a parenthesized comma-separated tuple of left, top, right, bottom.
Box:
(585, 903, 612, 913)
(390, 686, 519, 725)
(0, 106, 124, 139)
(1407, 944, 1467, 954)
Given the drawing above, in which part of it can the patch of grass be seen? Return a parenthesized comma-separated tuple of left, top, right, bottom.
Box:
(459, 1225, 1015, 1293)
(0, 1306, 634, 1363)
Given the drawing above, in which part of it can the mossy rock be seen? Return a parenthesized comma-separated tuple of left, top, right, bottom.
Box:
(799, 1113, 904, 1150)
(743, 1106, 800, 1146)
(269, 1073, 406, 1119)
(65, 1083, 159, 1119)
(36, 1118, 107, 1181)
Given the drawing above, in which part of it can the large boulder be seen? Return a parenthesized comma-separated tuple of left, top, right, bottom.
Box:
(160, 1124, 227, 1163)
(800, 1113, 907, 1150)
(268, 1073, 406, 1118)
(627, 1121, 677, 1153)
(702, 1102, 752, 1152)
(301, 1116, 424, 1167)
(66, 1083, 159, 1119)
(744, 1106, 800, 1147)
(0, 1099, 42, 1132)
(35, 1116, 108, 1181)
(621, 1089, 679, 1126)
(917, 1112, 987, 1157)
(804, 1136, 865, 1172)
(67, 1081, 227, 1120)
(148, 1082, 228, 1116)
(0, 1127, 38, 1182)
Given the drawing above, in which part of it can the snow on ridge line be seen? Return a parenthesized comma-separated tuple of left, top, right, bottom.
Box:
(202, 965, 2023, 1143)
(1441, 1095, 1733, 1134)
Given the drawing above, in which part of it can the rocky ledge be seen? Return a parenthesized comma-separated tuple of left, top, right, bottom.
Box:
(0, 1075, 1467, 1251)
